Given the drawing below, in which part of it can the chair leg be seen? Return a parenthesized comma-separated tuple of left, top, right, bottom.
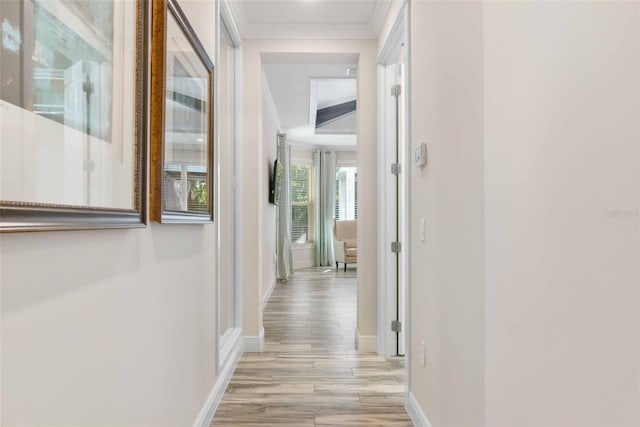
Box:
(336, 262, 338, 269)
(344, 263, 347, 272)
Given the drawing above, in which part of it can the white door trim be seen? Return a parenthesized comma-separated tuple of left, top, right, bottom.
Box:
(216, 0, 244, 374)
(376, 1, 409, 358)
(376, 64, 388, 356)
(403, 0, 413, 396)
(377, 63, 400, 357)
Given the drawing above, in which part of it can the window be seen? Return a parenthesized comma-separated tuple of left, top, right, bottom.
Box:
(335, 167, 357, 220)
(163, 166, 208, 213)
(291, 163, 311, 243)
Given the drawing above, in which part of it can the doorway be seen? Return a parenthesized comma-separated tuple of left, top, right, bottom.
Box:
(261, 53, 361, 350)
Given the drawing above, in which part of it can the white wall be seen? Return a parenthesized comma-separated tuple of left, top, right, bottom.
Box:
(337, 150, 357, 166)
(484, 2, 640, 425)
(241, 39, 378, 343)
(0, 1, 219, 425)
(409, 1, 640, 426)
(409, 1, 486, 425)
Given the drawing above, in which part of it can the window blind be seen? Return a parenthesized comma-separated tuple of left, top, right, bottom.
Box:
(163, 169, 209, 213)
(290, 163, 311, 243)
(335, 167, 357, 221)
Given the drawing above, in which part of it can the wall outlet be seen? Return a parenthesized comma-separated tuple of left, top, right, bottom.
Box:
(273, 253, 277, 264)
(420, 340, 427, 368)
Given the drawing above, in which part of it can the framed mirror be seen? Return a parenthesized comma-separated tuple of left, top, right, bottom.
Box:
(0, 0, 148, 232)
(150, 0, 214, 224)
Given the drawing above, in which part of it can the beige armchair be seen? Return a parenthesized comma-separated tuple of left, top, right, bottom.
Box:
(333, 220, 357, 271)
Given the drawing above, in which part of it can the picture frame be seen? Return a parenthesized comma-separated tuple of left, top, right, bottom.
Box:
(150, 0, 214, 224)
(0, 0, 148, 232)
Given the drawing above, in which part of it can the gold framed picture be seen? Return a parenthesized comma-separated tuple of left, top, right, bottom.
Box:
(150, 0, 214, 224)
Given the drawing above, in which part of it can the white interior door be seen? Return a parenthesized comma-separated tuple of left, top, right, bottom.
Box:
(396, 56, 407, 357)
(379, 34, 408, 357)
(390, 60, 407, 357)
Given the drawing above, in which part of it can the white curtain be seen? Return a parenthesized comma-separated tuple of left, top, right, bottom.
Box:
(314, 150, 336, 266)
(277, 134, 293, 281)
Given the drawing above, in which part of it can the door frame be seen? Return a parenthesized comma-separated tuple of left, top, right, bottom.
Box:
(376, 0, 410, 360)
(216, 0, 244, 374)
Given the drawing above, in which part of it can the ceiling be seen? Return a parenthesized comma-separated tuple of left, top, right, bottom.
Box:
(235, 0, 387, 149)
(229, 0, 392, 39)
(262, 53, 358, 148)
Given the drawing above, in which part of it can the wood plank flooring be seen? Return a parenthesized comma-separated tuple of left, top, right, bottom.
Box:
(211, 268, 412, 427)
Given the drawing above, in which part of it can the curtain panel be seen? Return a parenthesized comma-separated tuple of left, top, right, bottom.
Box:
(277, 134, 293, 281)
(314, 150, 336, 266)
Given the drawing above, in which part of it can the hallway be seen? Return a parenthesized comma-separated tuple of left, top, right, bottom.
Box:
(211, 268, 411, 426)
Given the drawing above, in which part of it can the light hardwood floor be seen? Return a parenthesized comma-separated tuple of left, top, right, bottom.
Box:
(211, 267, 412, 427)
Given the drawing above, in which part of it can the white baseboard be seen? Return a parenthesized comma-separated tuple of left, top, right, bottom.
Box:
(406, 392, 433, 427)
(243, 327, 265, 352)
(192, 330, 242, 427)
(355, 328, 377, 353)
(263, 279, 276, 308)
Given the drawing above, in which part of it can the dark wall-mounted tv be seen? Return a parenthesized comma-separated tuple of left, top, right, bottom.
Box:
(269, 159, 282, 205)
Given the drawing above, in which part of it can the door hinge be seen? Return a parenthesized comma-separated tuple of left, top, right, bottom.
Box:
(391, 241, 402, 253)
(391, 163, 401, 175)
(391, 320, 402, 333)
(391, 84, 402, 97)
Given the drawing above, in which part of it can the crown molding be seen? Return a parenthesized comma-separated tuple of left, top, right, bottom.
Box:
(220, 0, 243, 47)
(227, 0, 393, 40)
(227, 0, 251, 38)
(241, 23, 379, 40)
(370, 0, 393, 38)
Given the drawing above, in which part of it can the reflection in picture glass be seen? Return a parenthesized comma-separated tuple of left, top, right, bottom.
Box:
(2, 0, 114, 141)
(162, 10, 210, 214)
(0, 0, 138, 211)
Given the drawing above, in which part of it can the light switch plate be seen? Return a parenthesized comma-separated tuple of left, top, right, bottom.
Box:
(420, 340, 427, 367)
(415, 143, 427, 167)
